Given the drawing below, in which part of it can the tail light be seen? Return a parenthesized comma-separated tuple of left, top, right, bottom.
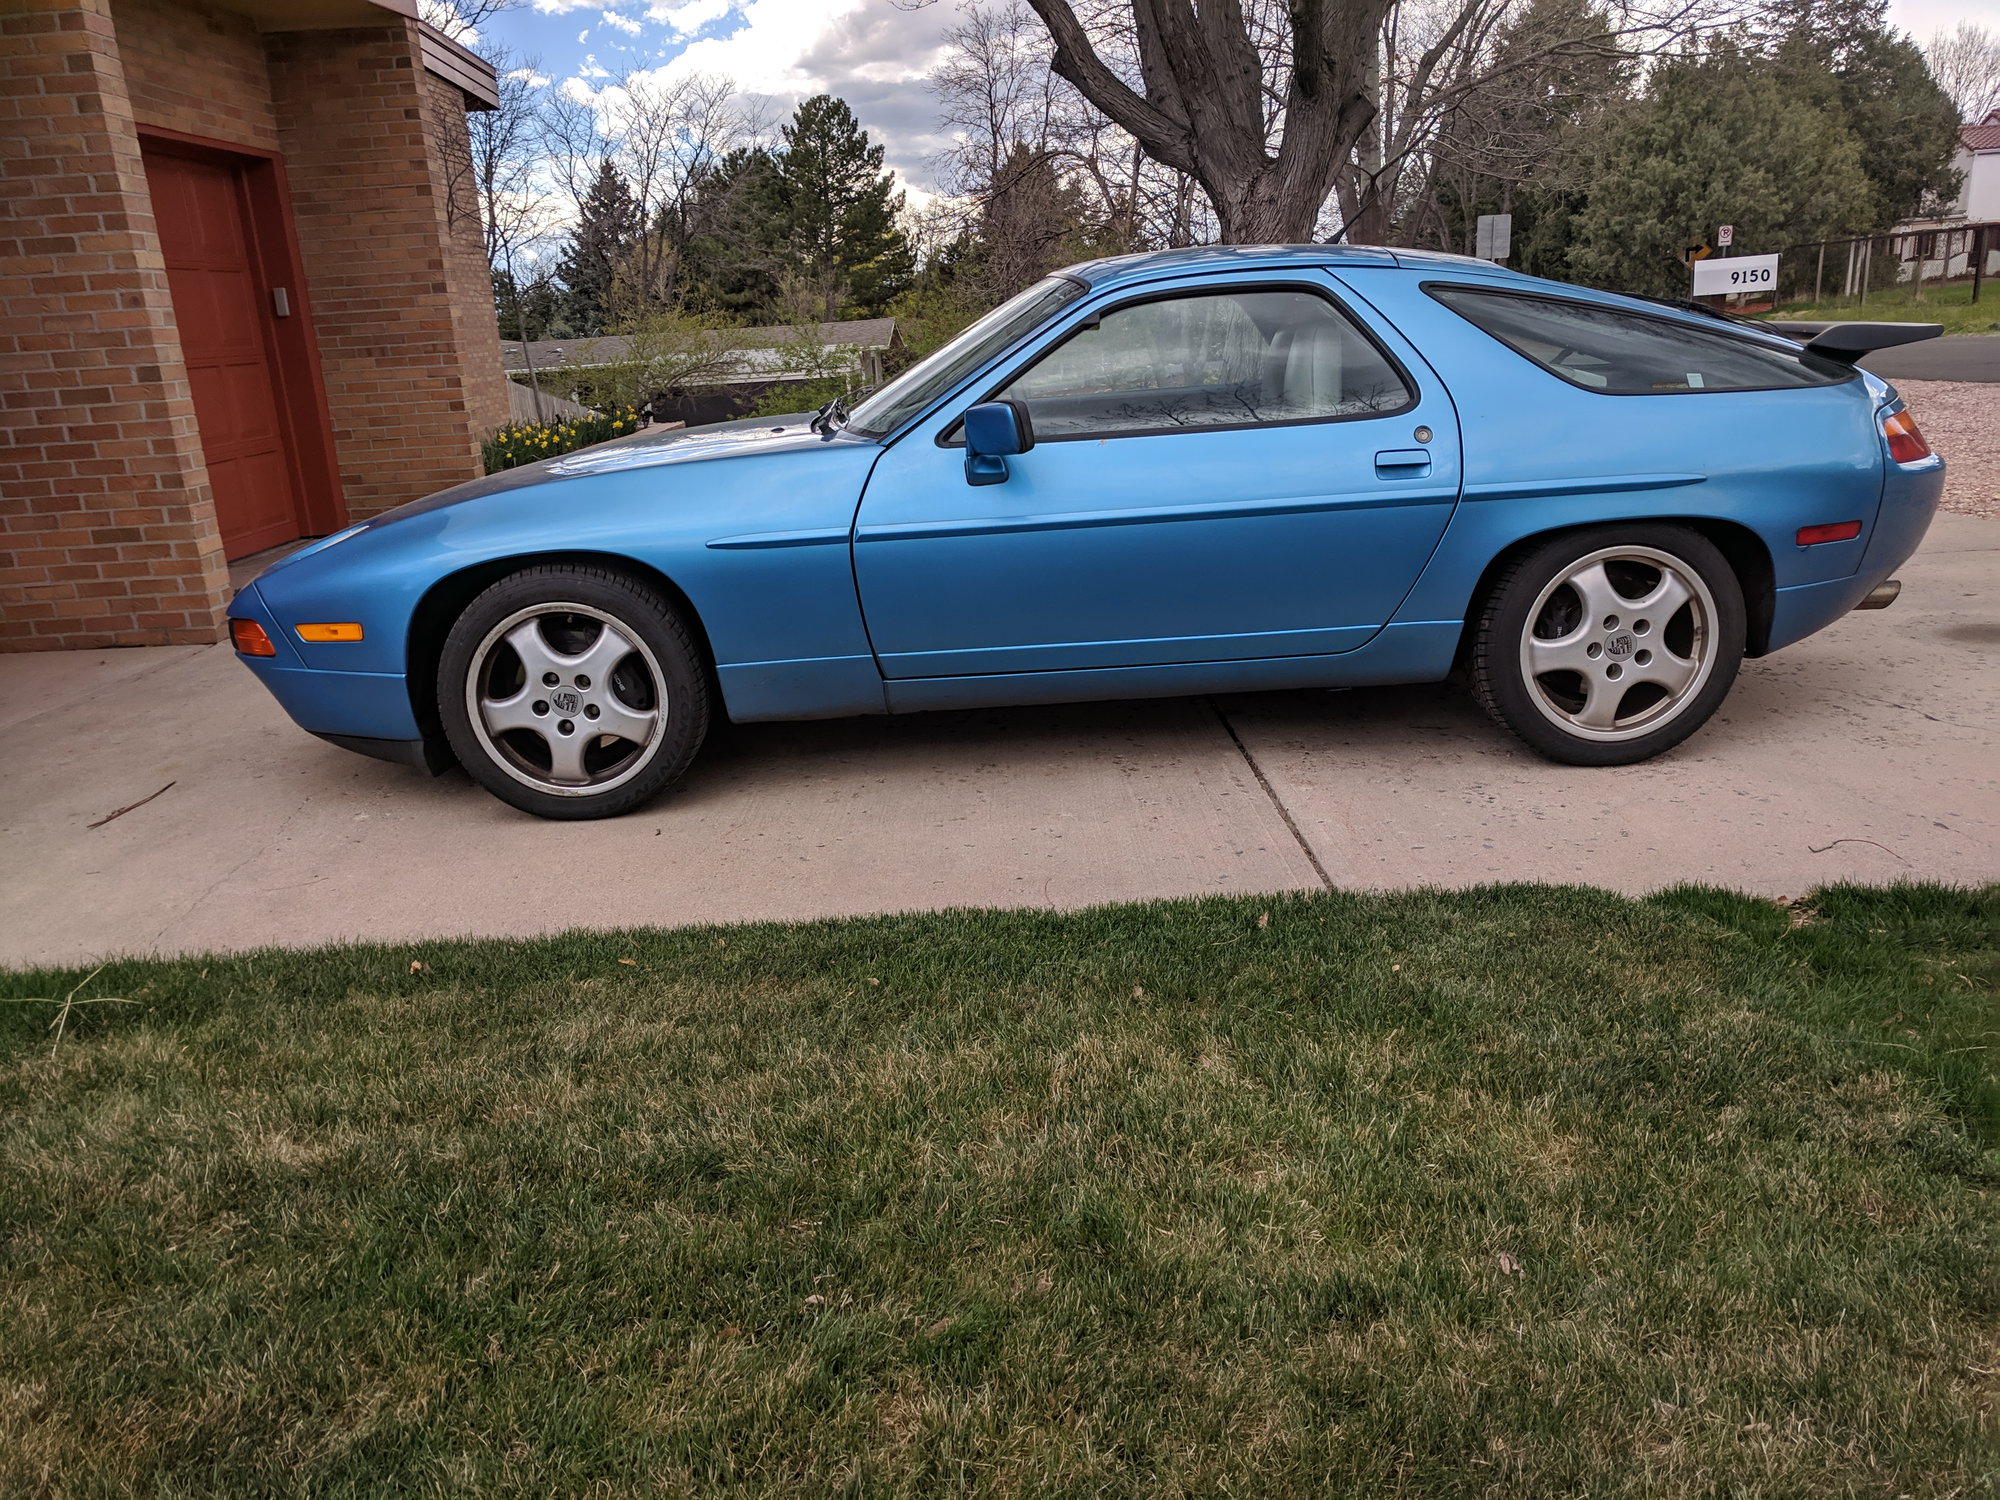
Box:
(1881, 407, 1931, 464)
(229, 618, 277, 657)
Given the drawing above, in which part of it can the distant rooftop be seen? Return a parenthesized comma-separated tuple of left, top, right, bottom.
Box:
(501, 318, 900, 376)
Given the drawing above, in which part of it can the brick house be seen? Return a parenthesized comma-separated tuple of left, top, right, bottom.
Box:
(2, 0, 510, 652)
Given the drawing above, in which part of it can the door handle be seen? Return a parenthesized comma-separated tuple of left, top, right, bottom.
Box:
(1374, 448, 1432, 478)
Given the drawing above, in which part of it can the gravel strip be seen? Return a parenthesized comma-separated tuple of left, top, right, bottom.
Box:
(1891, 379, 1998, 521)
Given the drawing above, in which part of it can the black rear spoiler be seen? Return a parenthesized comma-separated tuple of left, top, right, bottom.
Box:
(1763, 321, 1945, 366)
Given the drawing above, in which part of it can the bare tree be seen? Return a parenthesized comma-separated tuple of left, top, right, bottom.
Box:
(1357, 0, 1635, 249)
(416, 0, 517, 43)
(926, 0, 1212, 257)
(1926, 23, 2000, 124)
(539, 70, 757, 318)
(1014, 0, 1378, 243)
(989, 0, 1740, 243)
(469, 50, 559, 275)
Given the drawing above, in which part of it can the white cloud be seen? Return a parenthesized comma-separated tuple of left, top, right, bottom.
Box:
(507, 66, 555, 86)
(638, 0, 955, 183)
(600, 8, 643, 33)
(647, 0, 731, 36)
(530, 0, 603, 12)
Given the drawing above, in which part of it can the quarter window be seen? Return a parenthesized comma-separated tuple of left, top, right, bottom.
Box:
(991, 288, 1413, 439)
(1429, 285, 1853, 393)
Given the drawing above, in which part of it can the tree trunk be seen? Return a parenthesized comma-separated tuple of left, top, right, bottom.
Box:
(1024, 0, 1389, 248)
(1207, 168, 1327, 244)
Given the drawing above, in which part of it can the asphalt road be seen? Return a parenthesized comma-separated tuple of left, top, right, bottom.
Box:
(1861, 333, 2000, 382)
(4, 514, 1994, 968)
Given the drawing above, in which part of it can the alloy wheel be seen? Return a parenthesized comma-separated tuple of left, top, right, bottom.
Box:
(1516, 544, 1719, 742)
(465, 602, 668, 795)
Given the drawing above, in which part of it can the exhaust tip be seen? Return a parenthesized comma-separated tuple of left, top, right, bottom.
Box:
(1855, 580, 1901, 610)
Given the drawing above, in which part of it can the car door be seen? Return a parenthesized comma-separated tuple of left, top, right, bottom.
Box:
(851, 272, 1462, 679)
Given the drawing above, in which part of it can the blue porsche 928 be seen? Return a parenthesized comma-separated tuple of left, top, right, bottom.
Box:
(229, 246, 1944, 820)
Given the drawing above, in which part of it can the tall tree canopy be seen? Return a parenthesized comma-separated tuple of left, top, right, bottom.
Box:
(1566, 48, 1874, 295)
(766, 95, 913, 319)
(556, 160, 642, 335)
(1773, 0, 1963, 224)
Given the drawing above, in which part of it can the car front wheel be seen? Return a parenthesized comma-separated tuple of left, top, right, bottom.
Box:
(438, 565, 709, 819)
(1470, 525, 1745, 765)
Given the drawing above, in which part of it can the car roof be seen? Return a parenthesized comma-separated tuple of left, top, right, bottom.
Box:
(1065, 243, 1545, 290)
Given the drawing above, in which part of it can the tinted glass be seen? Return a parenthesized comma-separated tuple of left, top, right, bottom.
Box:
(1431, 286, 1853, 393)
(845, 276, 1087, 437)
(993, 289, 1412, 438)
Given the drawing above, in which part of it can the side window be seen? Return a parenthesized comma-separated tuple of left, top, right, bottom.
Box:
(1429, 285, 1854, 393)
(992, 288, 1413, 439)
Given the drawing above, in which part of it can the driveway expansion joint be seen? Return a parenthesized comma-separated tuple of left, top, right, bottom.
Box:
(1206, 696, 1335, 892)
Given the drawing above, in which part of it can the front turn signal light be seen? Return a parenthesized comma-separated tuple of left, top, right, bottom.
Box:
(296, 622, 364, 642)
(230, 618, 277, 657)
(1882, 408, 1931, 464)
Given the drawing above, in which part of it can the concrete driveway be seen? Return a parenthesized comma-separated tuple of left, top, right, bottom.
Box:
(3, 514, 1995, 968)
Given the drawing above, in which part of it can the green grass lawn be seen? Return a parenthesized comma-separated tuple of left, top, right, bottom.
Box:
(3, 885, 1994, 1497)
(1765, 279, 2000, 336)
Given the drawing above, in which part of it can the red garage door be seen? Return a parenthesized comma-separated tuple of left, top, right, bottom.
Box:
(142, 146, 309, 559)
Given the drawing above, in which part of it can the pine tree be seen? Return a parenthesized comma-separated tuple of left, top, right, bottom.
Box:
(1774, 0, 1963, 224)
(767, 96, 913, 319)
(556, 160, 642, 335)
(1567, 48, 1876, 296)
(677, 148, 788, 320)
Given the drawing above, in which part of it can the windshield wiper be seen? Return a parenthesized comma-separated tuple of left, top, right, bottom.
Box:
(808, 394, 847, 435)
(809, 384, 878, 437)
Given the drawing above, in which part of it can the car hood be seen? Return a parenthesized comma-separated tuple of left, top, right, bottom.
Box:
(360, 411, 865, 527)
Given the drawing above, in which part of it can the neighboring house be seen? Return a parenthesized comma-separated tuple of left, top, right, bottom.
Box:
(2, 0, 511, 652)
(1950, 110, 2000, 222)
(501, 319, 907, 427)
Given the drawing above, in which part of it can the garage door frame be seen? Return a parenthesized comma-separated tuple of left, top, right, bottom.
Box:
(138, 125, 346, 553)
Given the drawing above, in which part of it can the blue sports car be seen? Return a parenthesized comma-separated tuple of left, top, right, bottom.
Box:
(229, 246, 1944, 820)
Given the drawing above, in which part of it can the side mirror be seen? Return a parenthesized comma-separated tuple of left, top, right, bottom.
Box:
(962, 400, 1035, 487)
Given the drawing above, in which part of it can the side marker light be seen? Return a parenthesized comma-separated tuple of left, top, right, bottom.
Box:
(230, 619, 277, 657)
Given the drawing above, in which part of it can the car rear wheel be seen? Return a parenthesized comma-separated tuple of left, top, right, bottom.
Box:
(438, 565, 708, 819)
(1470, 525, 1745, 765)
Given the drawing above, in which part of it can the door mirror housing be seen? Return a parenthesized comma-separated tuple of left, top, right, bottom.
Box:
(962, 400, 1035, 486)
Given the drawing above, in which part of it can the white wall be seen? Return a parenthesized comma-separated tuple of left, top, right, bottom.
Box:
(1957, 148, 2000, 222)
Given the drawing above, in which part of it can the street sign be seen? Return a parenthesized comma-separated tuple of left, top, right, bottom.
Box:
(1692, 252, 1777, 297)
(1475, 213, 1512, 262)
(1679, 241, 1712, 265)
(1717, 224, 1734, 248)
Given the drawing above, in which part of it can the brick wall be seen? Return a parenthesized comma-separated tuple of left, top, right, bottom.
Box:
(427, 69, 510, 439)
(266, 23, 494, 521)
(0, 0, 231, 650)
(114, 0, 276, 152)
(2, 0, 509, 651)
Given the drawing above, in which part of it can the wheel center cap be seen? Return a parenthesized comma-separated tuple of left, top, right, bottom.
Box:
(551, 689, 581, 714)
(1604, 633, 1634, 660)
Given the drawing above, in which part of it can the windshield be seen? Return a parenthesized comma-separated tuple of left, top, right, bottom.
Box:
(845, 276, 1088, 438)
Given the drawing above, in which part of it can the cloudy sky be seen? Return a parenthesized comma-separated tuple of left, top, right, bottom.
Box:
(483, 0, 964, 197)
(481, 0, 1996, 202)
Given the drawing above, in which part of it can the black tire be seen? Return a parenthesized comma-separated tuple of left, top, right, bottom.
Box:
(1469, 524, 1746, 766)
(438, 564, 709, 819)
